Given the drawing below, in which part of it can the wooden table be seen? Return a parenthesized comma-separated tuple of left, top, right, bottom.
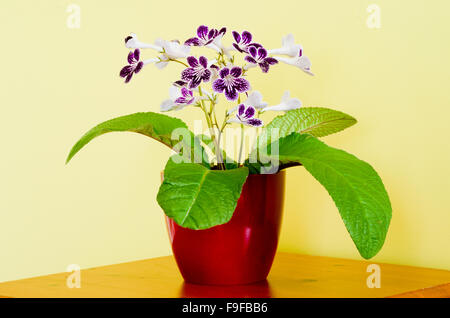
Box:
(0, 253, 449, 298)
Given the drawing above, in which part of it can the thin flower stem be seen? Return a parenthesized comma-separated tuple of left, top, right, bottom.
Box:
(238, 124, 244, 165)
(168, 58, 189, 67)
(198, 87, 225, 169)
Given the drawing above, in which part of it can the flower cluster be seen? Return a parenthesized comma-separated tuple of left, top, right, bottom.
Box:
(119, 26, 312, 127)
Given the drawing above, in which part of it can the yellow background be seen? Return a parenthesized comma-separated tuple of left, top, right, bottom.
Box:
(1, 0, 449, 282)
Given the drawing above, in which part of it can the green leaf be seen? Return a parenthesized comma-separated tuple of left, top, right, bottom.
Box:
(157, 157, 248, 229)
(258, 107, 357, 146)
(251, 133, 391, 259)
(66, 112, 209, 166)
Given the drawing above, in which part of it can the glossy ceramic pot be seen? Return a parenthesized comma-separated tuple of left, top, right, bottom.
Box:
(165, 171, 286, 285)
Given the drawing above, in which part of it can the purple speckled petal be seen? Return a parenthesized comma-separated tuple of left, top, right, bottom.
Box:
(232, 43, 244, 53)
(265, 57, 278, 65)
(197, 25, 209, 40)
(249, 43, 262, 49)
(127, 51, 135, 64)
(298, 49, 302, 57)
(248, 46, 257, 58)
(259, 61, 270, 73)
(233, 78, 250, 92)
(208, 29, 217, 40)
(175, 97, 187, 104)
(184, 37, 201, 46)
(244, 56, 257, 64)
(244, 106, 255, 119)
(181, 88, 190, 97)
(238, 104, 245, 116)
(187, 56, 198, 68)
(134, 49, 140, 61)
(219, 67, 230, 78)
(246, 118, 263, 127)
(174, 80, 187, 87)
(257, 48, 267, 60)
(230, 66, 242, 78)
(189, 76, 202, 89)
(135, 61, 144, 73)
(232, 31, 241, 43)
(124, 72, 134, 83)
(124, 35, 133, 44)
(212, 79, 226, 92)
(120, 65, 133, 77)
(218, 27, 226, 36)
(224, 87, 238, 101)
(210, 64, 219, 70)
(199, 56, 208, 69)
(181, 68, 196, 81)
(241, 31, 252, 44)
(201, 69, 211, 81)
(186, 97, 195, 105)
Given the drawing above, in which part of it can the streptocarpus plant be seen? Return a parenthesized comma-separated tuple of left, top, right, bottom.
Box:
(66, 26, 392, 259)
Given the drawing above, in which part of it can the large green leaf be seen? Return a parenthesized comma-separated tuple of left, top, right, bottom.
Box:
(258, 107, 357, 147)
(248, 133, 391, 259)
(157, 157, 248, 229)
(66, 112, 208, 166)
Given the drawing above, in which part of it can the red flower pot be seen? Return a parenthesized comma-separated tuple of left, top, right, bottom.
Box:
(165, 170, 286, 285)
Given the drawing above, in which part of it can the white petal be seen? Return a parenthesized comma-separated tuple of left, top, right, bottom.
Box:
(125, 33, 162, 51)
(160, 99, 177, 112)
(168, 86, 181, 100)
(286, 97, 302, 109)
(281, 91, 291, 103)
(227, 105, 239, 115)
(226, 117, 242, 125)
(244, 91, 268, 109)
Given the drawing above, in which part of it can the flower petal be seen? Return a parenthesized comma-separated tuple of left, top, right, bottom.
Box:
(246, 118, 263, 127)
(201, 69, 211, 81)
(199, 56, 208, 68)
(245, 56, 257, 64)
(238, 104, 245, 116)
(233, 78, 250, 92)
(189, 76, 202, 89)
(248, 46, 257, 58)
(124, 72, 133, 83)
(184, 37, 201, 46)
(181, 68, 196, 81)
(134, 49, 140, 61)
(259, 61, 270, 73)
(257, 48, 268, 60)
(244, 105, 256, 119)
(224, 87, 238, 101)
(197, 25, 209, 40)
(241, 31, 252, 44)
(265, 57, 278, 65)
(232, 31, 241, 43)
(135, 61, 144, 73)
(187, 56, 198, 67)
(120, 65, 133, 77)
(219, 67, 230, 78)
(212, 79, 226, 92)
(127, 51, 135, 64)
(230, 66, 242, 78)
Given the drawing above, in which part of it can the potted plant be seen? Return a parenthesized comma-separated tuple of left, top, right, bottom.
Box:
(66, 26, 392, 285)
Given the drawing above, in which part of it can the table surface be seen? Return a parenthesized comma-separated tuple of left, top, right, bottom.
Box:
(1, 253, 449, 298)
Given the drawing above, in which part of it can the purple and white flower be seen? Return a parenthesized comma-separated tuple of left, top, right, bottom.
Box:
(227, 104, 263, 127)
(185, 25, 227, 46)
(212, 67, 250, 101)
(268, 34, 303, 57)
(160, 86, 196, 112)
(227, 91, 268, 114)
(261, 91, 302, 112)
(245, 47, 278, 73)
(124, 33, 190, 69)
(120, 49, 145, 83)
(232, 31, 261, 53)
(181, 56, 217, 89)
